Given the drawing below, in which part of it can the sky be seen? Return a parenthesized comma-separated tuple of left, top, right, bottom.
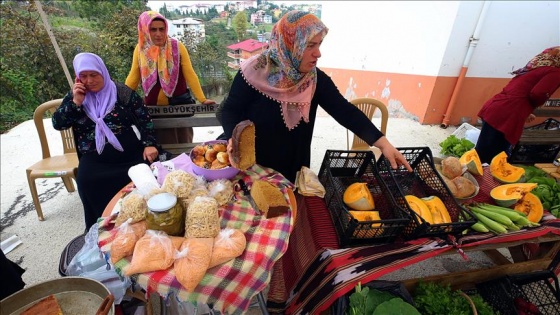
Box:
(146, 1, 323, 12)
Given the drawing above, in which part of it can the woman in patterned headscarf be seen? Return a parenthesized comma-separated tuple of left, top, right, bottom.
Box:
(53, 52, 158, 230)
(476, 46, 560, 163)
(126, 11, 215, 145)
(220, 10, 411, 182)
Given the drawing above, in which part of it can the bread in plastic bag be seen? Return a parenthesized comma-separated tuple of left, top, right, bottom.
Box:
(208, 228, 246, 268)
(174, 237, 214, 292)
(124, 230, 174, 276)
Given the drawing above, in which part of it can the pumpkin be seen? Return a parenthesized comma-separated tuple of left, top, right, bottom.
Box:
(490, 151, 525, 183)
(343, 182, 375, 211)
(422, 196, 452, 224)
(459, 149, 483, 176)
(349, 210, 381, 227)
(405, 195, 434, 224)
(490, 183, 538, 207)
(514, 192, 544, 223)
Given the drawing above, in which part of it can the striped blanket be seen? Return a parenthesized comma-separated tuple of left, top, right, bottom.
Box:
(98, 165, 294, 315)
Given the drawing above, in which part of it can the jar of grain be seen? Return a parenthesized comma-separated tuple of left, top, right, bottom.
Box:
(146, 193, 184, 236)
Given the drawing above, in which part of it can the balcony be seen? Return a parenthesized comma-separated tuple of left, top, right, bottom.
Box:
(227, 51, 241, 59)
(228, 61, 240, 70)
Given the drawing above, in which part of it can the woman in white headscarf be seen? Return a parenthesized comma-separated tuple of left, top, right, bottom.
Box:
(53, 52, 158, 230)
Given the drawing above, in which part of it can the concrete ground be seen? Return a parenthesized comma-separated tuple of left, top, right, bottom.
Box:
(1, 106, 497, 313)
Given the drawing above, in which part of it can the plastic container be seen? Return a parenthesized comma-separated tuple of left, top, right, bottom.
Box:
(375, 147, 477, 239)
(146, 193, 184, 236)
(452, 122, 480, 141)
(189, 140, 239, 181)
(318, 150, 411, 247)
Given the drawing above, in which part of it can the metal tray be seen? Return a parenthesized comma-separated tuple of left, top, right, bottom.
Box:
(0, 277, 114, 315)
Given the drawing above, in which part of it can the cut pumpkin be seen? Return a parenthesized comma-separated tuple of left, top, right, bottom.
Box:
(422, 196, 452, 224)
(490, 151, 525, 183)
(405, 195, 434, 224)
(514, 192, 543, 223)
(349, 210, 381, 226)
(490, 183, 538, 207)
(343, 182, 375, 211)
(459, 149, 483, 176)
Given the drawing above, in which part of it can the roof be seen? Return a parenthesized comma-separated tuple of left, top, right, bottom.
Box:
(227, 39, 268, 52)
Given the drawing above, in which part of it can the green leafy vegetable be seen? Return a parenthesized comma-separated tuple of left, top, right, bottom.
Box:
(439, 135, 475, 157)
(347, 283, 420, 315)
(413, 282, 496, 315)
(372, 297, 421, 315)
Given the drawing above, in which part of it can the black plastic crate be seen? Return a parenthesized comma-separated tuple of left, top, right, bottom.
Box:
(509, 118, 560, 164)
(318, 150, 411, 247)
(476, 270, 560, 314)
(375, 147, 476, 239)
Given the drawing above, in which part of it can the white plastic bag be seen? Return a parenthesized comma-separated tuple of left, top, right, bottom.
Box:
(81, 265, 131, 304)
(66, 223, 106, 276)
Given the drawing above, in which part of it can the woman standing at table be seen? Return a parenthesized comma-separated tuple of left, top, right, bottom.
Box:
(475, 46, 560, 163)
(53, 52, 159, 230)
(219, 10, 411, 183)
(125, 11, 216, 145)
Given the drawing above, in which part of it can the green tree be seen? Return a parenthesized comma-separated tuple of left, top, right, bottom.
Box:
(232, 11, 248, 41)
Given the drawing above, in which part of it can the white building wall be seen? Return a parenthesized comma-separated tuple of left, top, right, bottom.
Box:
(319, 1, 559, 79)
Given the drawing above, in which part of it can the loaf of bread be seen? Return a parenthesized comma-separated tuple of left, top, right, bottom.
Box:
(231, 120, 256, 170)
(250, 180, 289, 218)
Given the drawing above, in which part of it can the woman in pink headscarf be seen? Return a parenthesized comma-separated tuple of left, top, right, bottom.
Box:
(476, 46, 560, 163)
(126, 11, 215, 145)
(53, 52, 158, 230)
(219, 11, 411, 183)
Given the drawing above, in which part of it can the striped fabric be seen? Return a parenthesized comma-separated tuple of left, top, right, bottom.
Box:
(268, 195, 560, 314)
(98, 164, 294, 315)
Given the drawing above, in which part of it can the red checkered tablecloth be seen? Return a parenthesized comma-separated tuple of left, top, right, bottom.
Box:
(97, 164, 294, 315)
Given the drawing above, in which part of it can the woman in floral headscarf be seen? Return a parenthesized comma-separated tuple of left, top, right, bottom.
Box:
(53, 53, 158, 230)
(126, 11, 215, 145)
(220, 11, 411, 183)
(476, 46, 560, 163)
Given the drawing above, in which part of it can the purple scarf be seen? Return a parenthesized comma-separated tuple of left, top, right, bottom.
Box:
(73, 53, 122, 154)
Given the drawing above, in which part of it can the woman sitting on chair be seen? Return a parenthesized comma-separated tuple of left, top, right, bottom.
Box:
(53, 52, 158, 230)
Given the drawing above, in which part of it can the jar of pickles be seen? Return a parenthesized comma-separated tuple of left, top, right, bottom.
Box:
(146, 193, 184, 236)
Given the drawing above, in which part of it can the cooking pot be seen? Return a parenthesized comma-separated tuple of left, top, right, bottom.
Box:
(0, 277, 114, 315)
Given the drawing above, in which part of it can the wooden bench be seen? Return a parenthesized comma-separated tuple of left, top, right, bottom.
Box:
(533, 98, 560, 117)
(148, 105, 221, 157)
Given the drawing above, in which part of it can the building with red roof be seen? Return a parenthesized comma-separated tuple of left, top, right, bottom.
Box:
(227, 39, 268, 70)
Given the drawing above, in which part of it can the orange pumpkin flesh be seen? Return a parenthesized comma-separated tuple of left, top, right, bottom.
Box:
(459, 149, 483, 176)
(514, 192, 543, 223)
(490, 152, 525, 183)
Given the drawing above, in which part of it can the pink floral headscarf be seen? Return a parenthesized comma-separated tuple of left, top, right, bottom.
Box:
(511, 46, 560, 76)
(137, 11, 180, 97)
(240, 11, 328, 130)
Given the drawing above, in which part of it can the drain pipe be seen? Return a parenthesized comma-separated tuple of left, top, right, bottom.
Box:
(441, 1, 491, 128)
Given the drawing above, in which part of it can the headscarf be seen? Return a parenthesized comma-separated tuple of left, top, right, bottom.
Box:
(137, 11, 180, 97)
(240, 10, 328, 130)
(73, 53, 122, 154)
(511, 46, 560, 75)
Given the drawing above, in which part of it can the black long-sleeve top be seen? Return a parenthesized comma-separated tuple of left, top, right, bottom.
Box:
(221, 68, 384, 182)
(52, 82, 157, 155)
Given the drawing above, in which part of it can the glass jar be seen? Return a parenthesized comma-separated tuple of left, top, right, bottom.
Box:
(146, 193, 184, 236)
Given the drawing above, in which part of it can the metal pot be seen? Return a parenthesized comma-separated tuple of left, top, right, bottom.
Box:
(0, 277, 114, 315)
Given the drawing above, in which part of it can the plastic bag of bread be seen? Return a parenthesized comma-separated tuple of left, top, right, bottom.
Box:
(161, 170, 196, 199)
(208, 228, 247, 268)
(115, 192, 147, 226)
(124, 230, 175, 276)
(110, 219, 138, 264)
(207, 179, 234, 206)
(174, 237, 214, 292)
(185, 196, 220, 238)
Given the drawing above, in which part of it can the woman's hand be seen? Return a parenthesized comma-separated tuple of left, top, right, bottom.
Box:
(373, 136, 413, 172)
(525, 113, 536, 124)
(143, 146, 159, 163)
(72, 77, 86, 106)
(202, 99, 216, 105)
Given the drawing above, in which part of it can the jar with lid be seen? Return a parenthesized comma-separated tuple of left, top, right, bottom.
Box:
(146, 193, 184, 236)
